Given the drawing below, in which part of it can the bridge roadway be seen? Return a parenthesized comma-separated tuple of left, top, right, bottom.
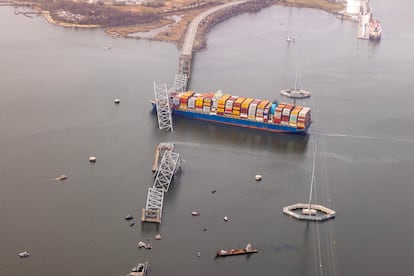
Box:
(182, 0, 246, 55)
(179, 1, 246, 78)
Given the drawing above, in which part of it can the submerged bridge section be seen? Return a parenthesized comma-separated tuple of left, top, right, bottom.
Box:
(178, 1, 246, 82)
(142, 150, 182, 223)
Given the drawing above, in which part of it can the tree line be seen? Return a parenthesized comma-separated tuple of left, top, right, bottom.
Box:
(17, 0, 160, 26)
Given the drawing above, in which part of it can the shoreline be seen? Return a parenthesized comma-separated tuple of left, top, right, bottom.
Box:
(12, 0, 344, 50)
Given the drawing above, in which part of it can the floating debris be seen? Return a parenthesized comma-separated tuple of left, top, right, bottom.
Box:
(89, 156, 97, 163)
(125, 214, 133, 220)
(196, 252, 201, 257)
(191, 211, 200, 216)
(255, 175, 262, 181)
(129, 261, 148, 275)
(56, 174, 68, 181)
(129, 222, 135, 227)
(114, 98, 120, 104)
(155, 234, 162, 240)
(18, 251, 30, 258)
(203, 227, 207, 232)
(211, 189, 216, 194)
(138, 241, 152, 249)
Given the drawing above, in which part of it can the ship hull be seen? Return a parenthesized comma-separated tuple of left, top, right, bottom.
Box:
(152, 102, 309, 134)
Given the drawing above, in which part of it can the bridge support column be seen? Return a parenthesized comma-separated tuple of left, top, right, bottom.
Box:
(179, 54, 192, 80)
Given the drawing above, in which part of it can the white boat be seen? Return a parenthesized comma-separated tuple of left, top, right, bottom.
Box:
(18, 251, 30, 258)
(191, 211, 200, 216)
(280, 89, 311, 99)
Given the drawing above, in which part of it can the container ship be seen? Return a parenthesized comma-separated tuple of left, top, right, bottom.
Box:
(369, 19, 382, 40)
(153, 90, 311, 134)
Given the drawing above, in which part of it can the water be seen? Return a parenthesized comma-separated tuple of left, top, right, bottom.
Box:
(1, 1, 414, 275)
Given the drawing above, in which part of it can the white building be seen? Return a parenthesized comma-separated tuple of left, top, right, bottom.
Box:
(346, 0, 362, 14)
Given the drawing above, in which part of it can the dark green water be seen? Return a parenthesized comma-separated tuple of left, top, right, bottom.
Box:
(1, 1, 414, 275)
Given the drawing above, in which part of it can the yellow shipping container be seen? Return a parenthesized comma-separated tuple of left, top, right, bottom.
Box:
(195, 97, 204, 108)
(289, 106, 303, 127)
(218, 94, 231, 106)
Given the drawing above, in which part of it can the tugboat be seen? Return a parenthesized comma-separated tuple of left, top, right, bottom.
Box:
(369, 19, 382, 40)
(127, 261, 148, 276)
(216, 243, 258, 257)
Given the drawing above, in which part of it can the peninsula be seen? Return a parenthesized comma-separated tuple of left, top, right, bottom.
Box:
(12, 0, 344, 50)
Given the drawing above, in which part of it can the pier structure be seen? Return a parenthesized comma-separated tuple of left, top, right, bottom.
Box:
(283, 139, 336, 222)
(178, 1, 246, 81)
(142, 148, 182, 223)
(357, 0, 371, 39)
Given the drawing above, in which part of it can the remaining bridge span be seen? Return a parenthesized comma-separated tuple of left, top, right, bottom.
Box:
(179, 1, 246, 80)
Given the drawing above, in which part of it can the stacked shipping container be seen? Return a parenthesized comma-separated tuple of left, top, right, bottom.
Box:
(170, 91, 311, 130)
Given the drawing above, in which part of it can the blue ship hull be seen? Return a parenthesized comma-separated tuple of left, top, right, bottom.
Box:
(152, 103, 309, 134)
(173, 110, 308, 134)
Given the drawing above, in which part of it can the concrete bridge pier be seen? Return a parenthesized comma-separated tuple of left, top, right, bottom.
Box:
(179, 54, 192, 80)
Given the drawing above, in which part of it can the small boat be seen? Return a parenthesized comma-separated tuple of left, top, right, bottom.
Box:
(18, 251, 30, 258)
(154, 234, 162, 240)
(125, 214, 133, 220)
(255, 174, 262, 181)
(216, 243, 258, 257)
(280, 89, 311, 99)
(191, 211, 200, 216)
(129, 222, 135, 227)
(56, 174, 68, 181)
(369, 19, 382, 40)
(127, 261, 148, 276)
(223, 216, 228, 222)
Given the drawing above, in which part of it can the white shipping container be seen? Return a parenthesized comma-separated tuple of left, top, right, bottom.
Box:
(203, 106, 211, 113)
(188, 97, 196, 109)
(248, 103, 258, 118)
(282, 108, 292, 116)
(298, 107, 310, 118)
(173, 97, 180, 105)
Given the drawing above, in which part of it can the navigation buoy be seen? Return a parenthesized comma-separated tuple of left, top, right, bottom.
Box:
(89, 156, 97, 163)
(255, 175, 262, 181)
(114, 99, 120, 104)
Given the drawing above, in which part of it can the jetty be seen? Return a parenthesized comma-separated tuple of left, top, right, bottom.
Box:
(283, 138, 336, 222)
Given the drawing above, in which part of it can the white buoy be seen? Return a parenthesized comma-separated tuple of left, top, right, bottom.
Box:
(224, 216, 228, 222)
(114, 99, 120, 104)
(89, 156, 97, 163)
(255, 175, 262, 181)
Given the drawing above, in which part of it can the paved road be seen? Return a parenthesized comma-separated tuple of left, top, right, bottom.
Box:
(181, 1, 246, 55)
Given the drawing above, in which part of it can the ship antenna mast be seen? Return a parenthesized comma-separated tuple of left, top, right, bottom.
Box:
(307, 137, 318, 213)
